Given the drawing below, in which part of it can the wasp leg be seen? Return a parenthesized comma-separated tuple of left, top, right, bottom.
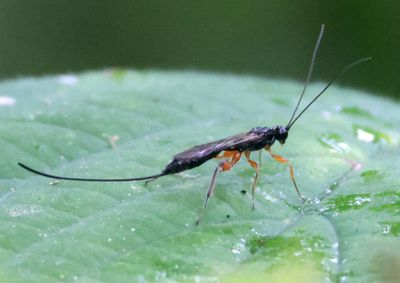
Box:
(215, 150, 236, 159)
(244, 151, 260, 210)
(196, 152, 241, 225)
(266, 148, 305, 201)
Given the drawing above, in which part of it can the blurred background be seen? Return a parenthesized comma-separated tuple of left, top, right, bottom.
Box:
(0, 1, 398, 99)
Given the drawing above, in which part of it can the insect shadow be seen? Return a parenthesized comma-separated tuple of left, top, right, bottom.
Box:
(18, 25, 371, 224)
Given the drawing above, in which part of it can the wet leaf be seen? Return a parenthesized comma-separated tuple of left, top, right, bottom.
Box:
(1, 70, 399, 282)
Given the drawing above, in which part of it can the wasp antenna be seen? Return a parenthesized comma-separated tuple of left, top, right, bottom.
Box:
(286, 56, 372, 130)
(286, 24, 325, 129)
(18, 162, 165, 182)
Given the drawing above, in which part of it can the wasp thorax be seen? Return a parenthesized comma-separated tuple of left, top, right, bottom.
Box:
(249, 127, 268, 134)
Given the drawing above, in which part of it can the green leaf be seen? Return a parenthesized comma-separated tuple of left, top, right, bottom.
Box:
(1, 70, 399, 283)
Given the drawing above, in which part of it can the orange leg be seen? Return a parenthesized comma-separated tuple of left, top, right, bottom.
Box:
(215, 150, 236, 159)
(196, 152, 242, 225)
(266, 147, 305, 201)
(244, 151, 260, 209)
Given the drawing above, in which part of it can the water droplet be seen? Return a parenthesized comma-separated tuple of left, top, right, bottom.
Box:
(356, 128, 374, 142)
(312, 197, 321, 204)
(231, 248, 241, 254)
(232, 238, 246, 256)
(131, 227, 136, 232)
(329, 258, 338, 263)
(58, 75, 78, 86)
(319, 207, 328, 213)
(381, 224, 391, 234)
(353, 196, 371, 206)
(9, 205, 40, 217)
(0, 96, 16, 106)
(262, 191, 278, 203)
(318, 132, 350, 153)
(353, 125, 392, 143)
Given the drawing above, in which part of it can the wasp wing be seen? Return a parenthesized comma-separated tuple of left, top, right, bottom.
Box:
(173, 131, 260, 160)
(162, 130, 265, 174)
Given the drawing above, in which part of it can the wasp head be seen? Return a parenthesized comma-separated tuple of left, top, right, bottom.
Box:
(273, 126, 288, 144)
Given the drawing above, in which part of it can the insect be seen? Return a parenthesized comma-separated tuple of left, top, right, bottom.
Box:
(18, 25, 371, 224)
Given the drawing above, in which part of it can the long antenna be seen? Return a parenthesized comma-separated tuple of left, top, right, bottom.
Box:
(286, 24, 325, 128)
(18, 162, 164, 182)
(286, 56, 372, 130)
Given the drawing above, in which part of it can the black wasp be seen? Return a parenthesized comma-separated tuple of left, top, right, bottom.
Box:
(19, 25, 371, 224)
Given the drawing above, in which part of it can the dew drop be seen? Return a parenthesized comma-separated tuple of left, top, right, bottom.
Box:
(329, 258, 338, 263)
(0, 96, 16, 106)
(231, 248, 241, 254)
(381, 224, 391, 235)
(318, 132, 350, 154)
(353, 125, 392, 143)
(58, 75, 78, 86)
(356, 128, 374, 142)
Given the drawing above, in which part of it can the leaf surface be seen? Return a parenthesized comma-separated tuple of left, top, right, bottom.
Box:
(1, 70, 399, 282)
